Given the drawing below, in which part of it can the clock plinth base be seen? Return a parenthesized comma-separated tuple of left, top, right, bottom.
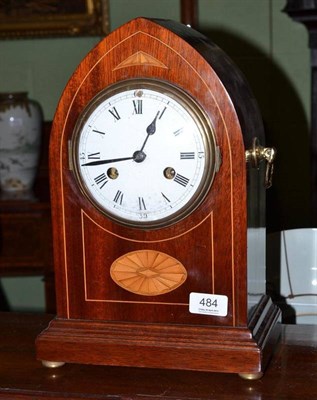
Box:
(36, 297, 281, 376)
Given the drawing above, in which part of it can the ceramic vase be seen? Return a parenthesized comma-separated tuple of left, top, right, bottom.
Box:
(0, 92, 42, 193)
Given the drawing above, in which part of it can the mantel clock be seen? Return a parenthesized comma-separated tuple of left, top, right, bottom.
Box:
(36, 17, 280, 379)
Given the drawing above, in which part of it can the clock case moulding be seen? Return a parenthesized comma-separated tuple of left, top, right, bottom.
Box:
(36, 17, 281, 377)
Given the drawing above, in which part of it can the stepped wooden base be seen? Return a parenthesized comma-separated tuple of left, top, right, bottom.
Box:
(36, 297, 281, 376)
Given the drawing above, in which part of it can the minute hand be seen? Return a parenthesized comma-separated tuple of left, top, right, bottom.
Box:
(81, 156, 134, 166)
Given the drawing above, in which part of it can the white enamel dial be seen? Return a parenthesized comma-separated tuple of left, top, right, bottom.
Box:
(72, 80, 217, 229)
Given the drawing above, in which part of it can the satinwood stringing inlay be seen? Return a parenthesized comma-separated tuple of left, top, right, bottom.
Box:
(110, 250, 187, 296)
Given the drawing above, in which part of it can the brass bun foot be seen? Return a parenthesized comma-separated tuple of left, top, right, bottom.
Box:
(42, 360, 65, 368)
(238, 372, 264, 380)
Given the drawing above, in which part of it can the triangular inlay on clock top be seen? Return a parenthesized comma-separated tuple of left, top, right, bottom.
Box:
(114, 51, 168, 70)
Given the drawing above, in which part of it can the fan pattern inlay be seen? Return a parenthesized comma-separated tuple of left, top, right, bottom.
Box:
(110, 250, 187, 296)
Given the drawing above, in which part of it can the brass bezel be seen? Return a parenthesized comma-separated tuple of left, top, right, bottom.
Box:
(71, 78, 218, 229)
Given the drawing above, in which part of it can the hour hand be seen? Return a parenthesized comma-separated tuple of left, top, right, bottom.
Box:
(146, 111, 160, 135)
(139, 111, 160, 152)
(81, 156, 134, 166)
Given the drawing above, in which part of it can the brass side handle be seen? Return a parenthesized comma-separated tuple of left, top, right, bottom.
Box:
(245, 137, 276, 189)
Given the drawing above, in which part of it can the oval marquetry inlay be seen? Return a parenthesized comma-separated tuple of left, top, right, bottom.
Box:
(110, 250, 187, 296)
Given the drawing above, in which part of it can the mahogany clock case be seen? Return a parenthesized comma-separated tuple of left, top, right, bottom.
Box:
(36, 18, 280, 376)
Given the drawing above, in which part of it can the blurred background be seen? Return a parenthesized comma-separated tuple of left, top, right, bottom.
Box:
(0, 0, 313, 317)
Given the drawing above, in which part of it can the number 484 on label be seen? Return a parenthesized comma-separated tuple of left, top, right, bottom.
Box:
(189, 292, 228, 317)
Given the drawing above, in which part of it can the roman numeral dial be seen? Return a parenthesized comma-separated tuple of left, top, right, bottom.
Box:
(73, 80, 217, 228)
(108, 107, 120, 121)
(133, 100, 143, 114)
(94, 173, 108, 189)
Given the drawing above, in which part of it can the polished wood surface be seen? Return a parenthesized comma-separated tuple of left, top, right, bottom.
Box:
(1, 313, 317, 400)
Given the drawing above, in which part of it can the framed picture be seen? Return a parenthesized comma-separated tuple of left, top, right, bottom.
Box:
(0, 0, 109, 39)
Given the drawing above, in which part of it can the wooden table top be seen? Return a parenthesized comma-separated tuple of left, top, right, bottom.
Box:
(0, 312, 317, 400)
